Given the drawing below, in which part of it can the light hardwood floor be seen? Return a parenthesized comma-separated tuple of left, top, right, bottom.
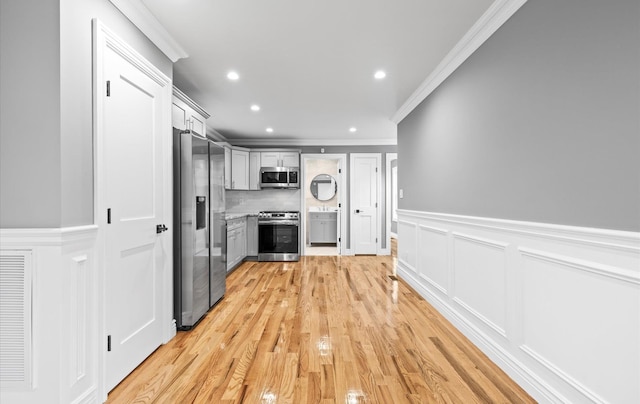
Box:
(107, 246, 534, 403)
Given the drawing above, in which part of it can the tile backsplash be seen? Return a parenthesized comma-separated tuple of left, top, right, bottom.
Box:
(226, 189, 301, 213)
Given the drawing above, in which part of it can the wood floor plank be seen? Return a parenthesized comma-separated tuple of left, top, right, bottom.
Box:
(107, 252, 534, 404)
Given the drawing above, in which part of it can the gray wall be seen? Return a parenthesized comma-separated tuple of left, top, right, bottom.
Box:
(1, 0, 61, 228)
(397, 0, 640, 232)
(0, 0, 172, 228)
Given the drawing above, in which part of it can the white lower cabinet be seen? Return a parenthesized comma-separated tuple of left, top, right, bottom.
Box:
(247, 216, 258, 257)
(309, 212, 337, 244)
(227, 217, 247, 271)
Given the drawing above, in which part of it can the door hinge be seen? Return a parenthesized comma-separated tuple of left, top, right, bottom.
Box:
(375, 167, 378, 172)
(338, 203, 341, 208)
(106, 80, 111, 97)
(375, 202, 378, 208)
(107, 335, 112, 352)
(107, 208, 111, 224)
(338, 168, 342, 173)
(376, 238, 378, 243)
(339, 237, 341, 242)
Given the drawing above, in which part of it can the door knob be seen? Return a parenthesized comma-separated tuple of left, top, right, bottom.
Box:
(355, 209, 361, 213)
(156, 224, 168, 233)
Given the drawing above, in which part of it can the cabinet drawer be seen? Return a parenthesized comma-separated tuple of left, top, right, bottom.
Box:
(309, 212, 337, 220)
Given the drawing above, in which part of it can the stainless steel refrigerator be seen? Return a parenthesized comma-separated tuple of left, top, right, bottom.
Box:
(173, 128, 226, 330)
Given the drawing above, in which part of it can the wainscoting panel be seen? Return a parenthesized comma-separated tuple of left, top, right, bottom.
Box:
(0, 227, 98, 404)
(417, 225, 448, 294)
(519, 248, 639, 404)
(397, 220, 417, 273)
(452, 232, 508, 339)
(396, 210, 640, 404)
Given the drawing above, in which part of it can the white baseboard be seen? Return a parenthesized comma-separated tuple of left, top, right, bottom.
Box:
(396, 210, 640, 404)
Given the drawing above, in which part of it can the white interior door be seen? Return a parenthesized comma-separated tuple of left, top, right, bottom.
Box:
(351, 154, 380, 255)
(103, 44, 166, 392)
(336, 159, 342, 254)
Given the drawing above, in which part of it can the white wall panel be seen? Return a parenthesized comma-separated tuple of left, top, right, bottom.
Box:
(397, 220, 417, 273)
(417, 225, 448, 294)
(519, 248, 640, 404)
(397, 209, 640, 404)
(452, 233, 508, 338)
(0, 227, 98, 404)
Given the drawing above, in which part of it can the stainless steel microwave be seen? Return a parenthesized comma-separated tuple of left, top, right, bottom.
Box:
(259, 167, 299, 189)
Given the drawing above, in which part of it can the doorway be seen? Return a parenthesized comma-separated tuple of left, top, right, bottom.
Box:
(385, 153, 398, 243)
(301, 154, 346, 256)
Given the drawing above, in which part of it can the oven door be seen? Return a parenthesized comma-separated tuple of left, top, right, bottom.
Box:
(258, 221, 299, 261)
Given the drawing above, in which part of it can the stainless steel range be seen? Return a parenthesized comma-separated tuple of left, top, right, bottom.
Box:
(258, 211, 300, 261)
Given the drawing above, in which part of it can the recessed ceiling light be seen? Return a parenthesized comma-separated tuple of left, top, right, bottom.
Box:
(226, 71, 239, 81)
(250, 104, 260, 112)
(349, 127, 357, 133)
(374, 70, 386, 79)
(266, 127, 274, 133)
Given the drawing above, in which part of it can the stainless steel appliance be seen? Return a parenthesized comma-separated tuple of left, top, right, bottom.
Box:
(173, 128, 226, 330)
(259, 167, 299, 189)
(258, 211, 300, 261)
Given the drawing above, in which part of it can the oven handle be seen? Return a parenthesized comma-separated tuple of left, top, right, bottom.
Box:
(258, 220, 299, 226)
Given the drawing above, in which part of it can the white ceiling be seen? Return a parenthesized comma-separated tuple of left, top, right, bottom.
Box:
(141, 0, 494, 145)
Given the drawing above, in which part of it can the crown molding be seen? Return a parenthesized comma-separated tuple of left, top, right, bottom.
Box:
(228, 137, 397, 147)
(108, 0, 188, 62)
(206, 127, 227, 142)
(172, 86, 211, 119)
(392, 0, 527, 124)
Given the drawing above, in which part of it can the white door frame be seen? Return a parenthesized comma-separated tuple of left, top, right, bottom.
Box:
(93, 19, 174, 400)
(385, 153, 397, 252)
(349, 153, 382, 255)
(300, 154, 347, 256)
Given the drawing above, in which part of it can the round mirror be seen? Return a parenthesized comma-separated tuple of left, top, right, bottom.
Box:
(310, 174, 337, 201)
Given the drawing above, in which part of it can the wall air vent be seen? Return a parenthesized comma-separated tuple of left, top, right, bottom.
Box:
(0, 250, 33, 390)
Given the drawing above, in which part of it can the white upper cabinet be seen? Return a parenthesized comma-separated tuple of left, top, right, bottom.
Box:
(260, 151, 299, 167)
(231, 149, 249, 190)
(172, 86, 210, 137)
(249, 151, 261, 190)
(224, 146, 232, 189)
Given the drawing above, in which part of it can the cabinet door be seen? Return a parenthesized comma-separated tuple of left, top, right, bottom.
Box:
(249, 152, 261, 190)
(190, 113, 206, 137)
(280, 152, 299, 167)
(227, 229, 236, 271)
(309, 214, 322, 244)
(172, 103, 187, 130)
(260, 152, 280, 167)
(326, 216, 337, 242)
(224, 147, 232, 189)
(247, 216, 258, 256)
(239, 225, 247, 258)
(231, 149, 249, 190)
